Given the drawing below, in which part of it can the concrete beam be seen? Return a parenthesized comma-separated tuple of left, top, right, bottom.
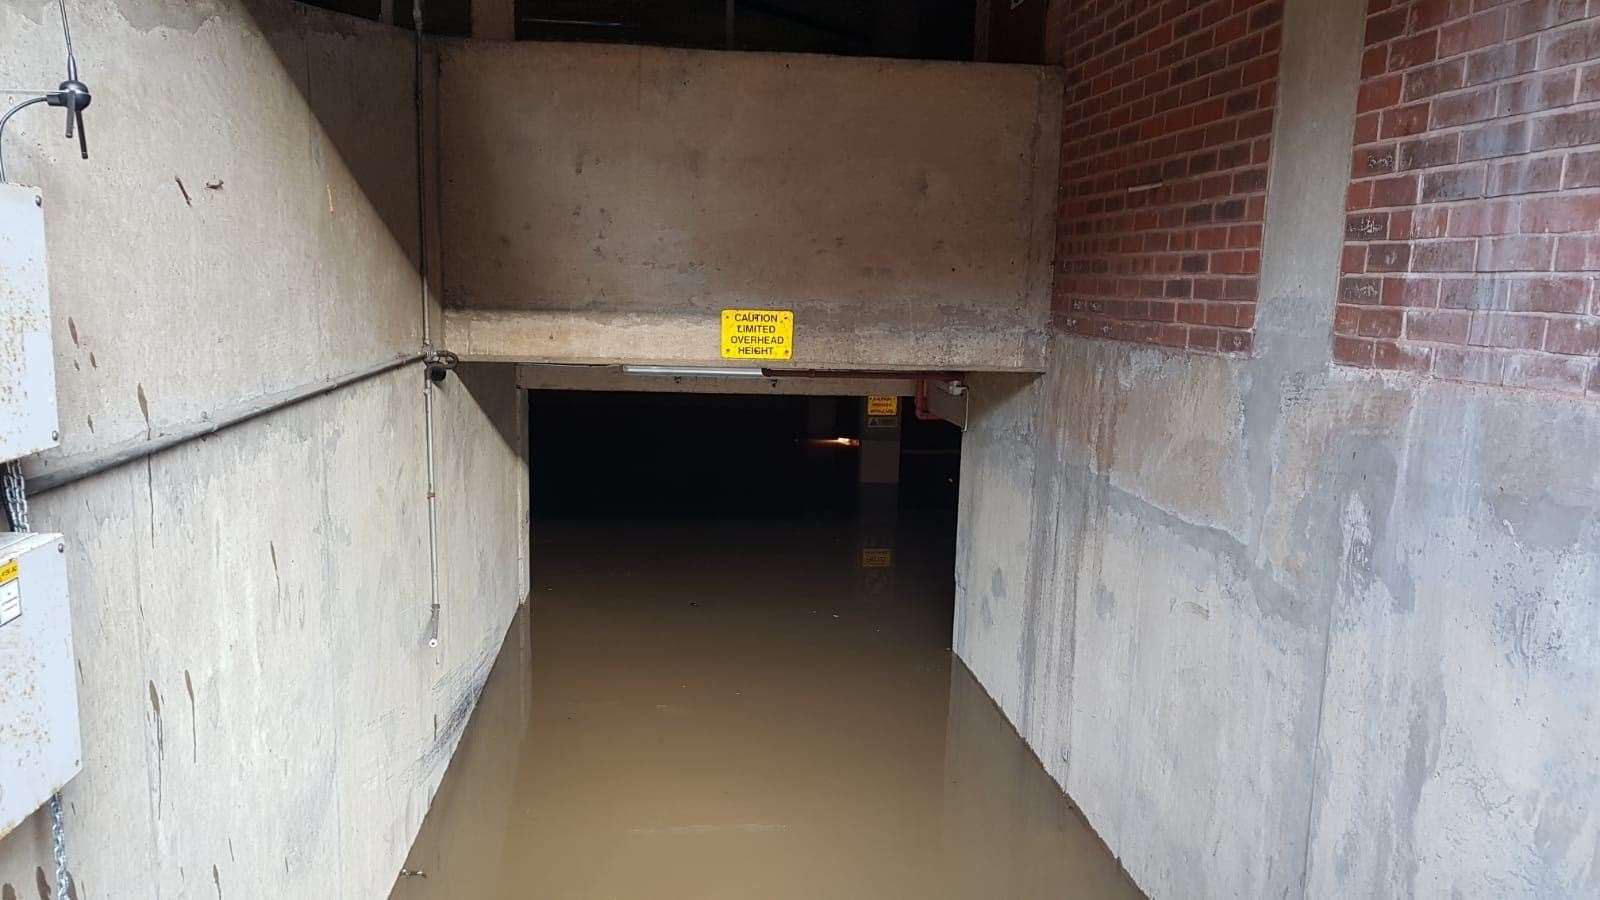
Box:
(437, 42, 1061, 372)
(515, 363, 917, 397)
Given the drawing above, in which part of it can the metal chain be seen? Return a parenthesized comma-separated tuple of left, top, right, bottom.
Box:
(48, 794, 67, 900)
(3, 460, 30, 531)
(2, 461, 69, 900)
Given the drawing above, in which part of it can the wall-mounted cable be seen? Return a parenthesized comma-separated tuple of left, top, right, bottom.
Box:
(412, 0, 445, 650)
(0, 0, 91, 183)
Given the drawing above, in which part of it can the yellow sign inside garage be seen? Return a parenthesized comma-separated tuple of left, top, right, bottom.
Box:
(721, 309, 794, 360)
(867, 396, 899, 417)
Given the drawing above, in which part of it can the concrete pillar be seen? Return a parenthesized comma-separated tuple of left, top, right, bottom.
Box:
(858, 395, 901, 485)
(855, 395, 901, 579)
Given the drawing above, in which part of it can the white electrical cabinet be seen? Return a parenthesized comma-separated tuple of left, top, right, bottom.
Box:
(0, 531, 79, 838)
(0, 181, 76, 836)
(0, 182, 60, 461)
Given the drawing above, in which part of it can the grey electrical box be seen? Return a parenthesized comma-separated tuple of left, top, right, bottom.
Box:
(0, 531, 80, 839)
(0, 182, 60, 463)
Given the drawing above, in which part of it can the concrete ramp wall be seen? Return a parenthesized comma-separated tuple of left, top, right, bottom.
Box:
(955, 1, 1600, 896)
(437, 42, 1061, 372)
(0, 3, 528, 896)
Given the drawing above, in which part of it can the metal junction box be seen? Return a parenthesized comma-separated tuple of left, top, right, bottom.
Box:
(0, 182, 60, 462)
(0, 531, 79, 839)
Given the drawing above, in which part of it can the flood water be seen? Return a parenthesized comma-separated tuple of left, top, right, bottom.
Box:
(391, 516, 1141, 899)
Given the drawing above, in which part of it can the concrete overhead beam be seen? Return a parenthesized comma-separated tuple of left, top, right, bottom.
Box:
(437, 42, 1061, 373)
(515, 363, 920, 397)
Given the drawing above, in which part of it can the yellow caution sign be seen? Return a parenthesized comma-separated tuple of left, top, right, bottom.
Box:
(867, 396, 899, 417)
(861, 548, 893, 568)
(721, 309, 794, 360)
(0, 558, 18, 627)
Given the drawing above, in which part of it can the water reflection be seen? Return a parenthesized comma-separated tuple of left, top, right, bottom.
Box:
(392, 518, 1140, 899)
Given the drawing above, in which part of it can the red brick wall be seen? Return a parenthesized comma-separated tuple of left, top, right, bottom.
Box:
(1340, 0, 1600, 396)
(1056, 0, 1285, 354)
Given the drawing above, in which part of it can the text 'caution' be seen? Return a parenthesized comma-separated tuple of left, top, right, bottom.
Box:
(0, 558, 19, 627)
(721, 309, 794, 360)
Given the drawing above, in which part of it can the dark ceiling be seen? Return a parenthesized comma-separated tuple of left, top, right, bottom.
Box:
(514, 0, 974, 59)
(297, 0, 977, 59)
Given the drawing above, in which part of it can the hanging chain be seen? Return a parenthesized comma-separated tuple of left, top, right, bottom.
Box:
(3, 461, 30, 532)
(48, 794, 67, 900)
(2, 461, 69, 900)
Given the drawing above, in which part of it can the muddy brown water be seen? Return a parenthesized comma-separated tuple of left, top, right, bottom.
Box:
(392, 517, 1141, 899)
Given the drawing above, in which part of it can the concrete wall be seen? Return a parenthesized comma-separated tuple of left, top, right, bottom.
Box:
(436, 41, 1061, 372)
(956, 0, 1600, 896)
(0, 1, 527, 896)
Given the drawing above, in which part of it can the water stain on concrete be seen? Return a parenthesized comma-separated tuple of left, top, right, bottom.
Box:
(149, 680, 164, 815)
(136, 383, 151, 432)
(185, 670, 197, 762)
(111, 0, 225, 34)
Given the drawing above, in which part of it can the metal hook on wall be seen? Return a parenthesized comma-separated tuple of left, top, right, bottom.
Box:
(0, 0, 92, 183)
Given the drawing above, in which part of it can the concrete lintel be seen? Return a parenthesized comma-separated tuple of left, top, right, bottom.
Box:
(437, 42, 1060, 373)
(515, 364, 919, 397)
(448, 309, 1047, 373)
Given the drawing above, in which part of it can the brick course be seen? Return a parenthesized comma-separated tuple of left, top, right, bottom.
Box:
(1341, 0, 1600, 396)
(1056, 0, 1285, 354)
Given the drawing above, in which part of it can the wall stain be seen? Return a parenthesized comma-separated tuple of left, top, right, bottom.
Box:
(1398, 680, 1446, 894)
(136, 384, 151, 433)
(149, 680, 164, 815)
(981, 566, 1004, 631)
(1093, 585, 1117, 620)
(145, 458, 157, 549)
(185, 669, 197, 762)
(1493, 588, 1565, 671)
(111, 0, 226, 33)
(269, 541, 282, 601)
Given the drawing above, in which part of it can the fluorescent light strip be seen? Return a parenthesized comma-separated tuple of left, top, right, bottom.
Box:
(621, 365, 767, 378)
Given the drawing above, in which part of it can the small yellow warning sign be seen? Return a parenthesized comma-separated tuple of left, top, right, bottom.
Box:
(0, 558, 19, 627)
(867, 396, 899, 417)
(721, 309, 794, 360)
(861, 548, 893, 568)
